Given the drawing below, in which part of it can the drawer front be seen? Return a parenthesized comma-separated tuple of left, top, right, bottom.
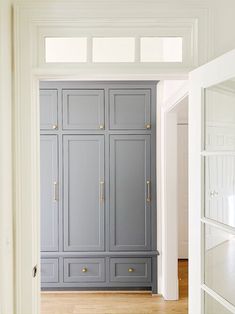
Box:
(64, 258, 105, 283)
(110, 258, 151, 283)
(41, 258, 59, 283)
(62, 89, 105, 130)
(109, 89, 151, 130)
(40, 89, 58, 130)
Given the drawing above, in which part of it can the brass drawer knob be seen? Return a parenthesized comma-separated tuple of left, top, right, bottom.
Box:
(145, 124, 151, 129)
(52, 124, 58, 130)
(128, 268, 134, 273)
(99, 124, 104, 130)
(82, 267, 88, 273)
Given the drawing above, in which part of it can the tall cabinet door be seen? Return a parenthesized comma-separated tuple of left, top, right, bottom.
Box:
(40, 135, 59, 251)
(110, 135, 151, 251)
(63, 135, 105, 251)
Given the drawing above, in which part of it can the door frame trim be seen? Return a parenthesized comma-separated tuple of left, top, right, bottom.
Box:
(13, 3, 191, 313)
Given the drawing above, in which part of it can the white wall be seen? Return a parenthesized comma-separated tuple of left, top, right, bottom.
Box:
(177, 107, 189, 259)
(162, 81, 188, 103)
(178, 125, 188, 259)
(212, 0, 235, 59)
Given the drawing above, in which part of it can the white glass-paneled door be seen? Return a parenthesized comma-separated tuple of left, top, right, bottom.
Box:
(189, 50, 235, 314)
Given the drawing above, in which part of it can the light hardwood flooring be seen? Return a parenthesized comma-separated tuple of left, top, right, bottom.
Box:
(41, 260, 188, 314)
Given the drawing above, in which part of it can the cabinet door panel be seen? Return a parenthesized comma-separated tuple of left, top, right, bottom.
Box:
(40, 135, 59, 251)
(109, 89, 151, 130)
(40, 89, 58, 130)
(41, 258, 59, 283)
(63, 135, 105, 251)
(110, 135, 151, 251)
(63, 89, 105, 130)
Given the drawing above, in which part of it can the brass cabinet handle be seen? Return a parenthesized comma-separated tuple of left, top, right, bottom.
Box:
(82, 267, 88, 273)
(146, 180, 151, 202)
(100, 181, 105, 202)
(128, 268, 134, 273)
(52, 124, 58, 130)
(53, 181, 58, 201)
(99, 124, 104, 130)
(145, 124, 151, 129)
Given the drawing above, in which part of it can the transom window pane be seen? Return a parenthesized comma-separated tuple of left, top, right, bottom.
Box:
(92, 37, 135, 63)
(45, 37, 87, 63)
(140, 37, 183, 62)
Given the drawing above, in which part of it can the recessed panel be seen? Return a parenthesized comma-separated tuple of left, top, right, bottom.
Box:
(109, 89, 151, 129)
(110, 258, 151, 283)
(62, 89, 105, 130)
(110, 135, 151, 251)
(63, 135, 105, 251)
(40, 89, 58, 130)
(64, 258, 105, 283)
(40, 135, 59, 252)
(41, 258, 59, 283)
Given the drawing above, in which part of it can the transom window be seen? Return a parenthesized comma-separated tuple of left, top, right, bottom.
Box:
(45, 36, 183, 64)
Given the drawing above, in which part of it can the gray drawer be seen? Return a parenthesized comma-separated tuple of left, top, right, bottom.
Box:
(110, 258, 151, 283)
(64, 258, 105, 283)
(41, 258, 59, 283)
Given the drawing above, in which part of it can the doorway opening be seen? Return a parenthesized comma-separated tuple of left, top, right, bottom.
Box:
(176, 98, 189, 302)
(40, 80, 159, 313)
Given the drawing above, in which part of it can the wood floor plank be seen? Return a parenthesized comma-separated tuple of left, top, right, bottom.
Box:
(41, 260, 188, 314)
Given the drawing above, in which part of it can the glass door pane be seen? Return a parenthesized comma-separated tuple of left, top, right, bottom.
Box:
(205, 155, 235, 228)
(203, 79, 235, 313)
(205, 292, 233, 314)
(204, 225, 235, 306)
(204, 82, 235, 152)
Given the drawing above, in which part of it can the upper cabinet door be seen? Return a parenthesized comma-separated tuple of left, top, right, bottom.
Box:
(109, 89, 151, 130)
(40, 135, 59, 252)
(110, 135, 151, 251)
(62, 89, 105, 130)
(40, 89, 58, 130)
(63, 135, 105, 251)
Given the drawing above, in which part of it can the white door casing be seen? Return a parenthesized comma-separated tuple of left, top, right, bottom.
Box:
(11, 1, 212, 313)
(160, 83, 189, 300)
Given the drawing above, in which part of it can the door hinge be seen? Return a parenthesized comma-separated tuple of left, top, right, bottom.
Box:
(32, 265, 38, 278)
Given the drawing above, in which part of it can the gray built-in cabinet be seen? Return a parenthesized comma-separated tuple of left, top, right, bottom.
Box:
(40, 81, 158, 292)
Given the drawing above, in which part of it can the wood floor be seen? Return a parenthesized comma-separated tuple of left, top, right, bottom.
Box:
(41, 260, 188, 314)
